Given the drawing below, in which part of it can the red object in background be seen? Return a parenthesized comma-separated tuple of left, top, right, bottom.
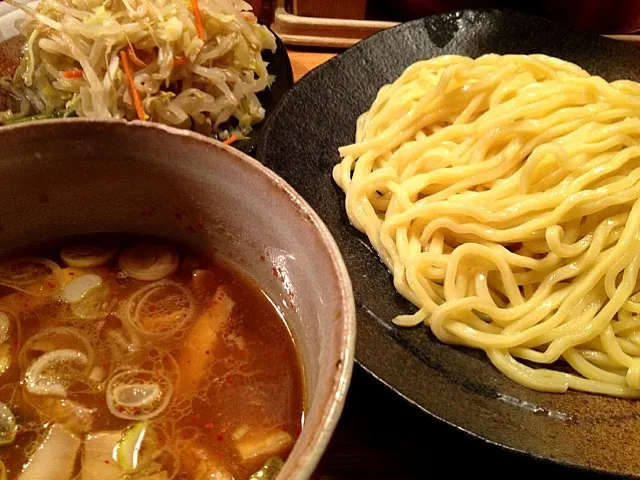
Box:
(288, 0, 368, 20)
(381, 0, 640, 33)
(248, 0, 275, 25)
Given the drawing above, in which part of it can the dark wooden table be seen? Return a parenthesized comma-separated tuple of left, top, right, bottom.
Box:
(314, 364, 611, 479)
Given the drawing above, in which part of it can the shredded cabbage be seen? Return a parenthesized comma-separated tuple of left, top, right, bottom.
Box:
(0, 0, 276, 138)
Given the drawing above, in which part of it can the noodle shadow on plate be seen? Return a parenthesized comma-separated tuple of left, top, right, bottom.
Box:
(258, 9, 640, 478)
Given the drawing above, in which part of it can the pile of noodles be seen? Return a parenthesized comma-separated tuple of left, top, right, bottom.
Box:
(334, 54, 640, 398)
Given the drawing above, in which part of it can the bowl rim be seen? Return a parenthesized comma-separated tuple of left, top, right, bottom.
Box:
(0, 117, 357, 480)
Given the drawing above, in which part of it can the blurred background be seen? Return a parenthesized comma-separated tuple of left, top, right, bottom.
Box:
(249, 0, 640, 49)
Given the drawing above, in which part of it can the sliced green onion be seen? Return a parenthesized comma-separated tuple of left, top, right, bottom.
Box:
(20, 326, 94, 373)
(0, 257, 61, 297)
(116, 422, 158, 473)
(61, 274, 102, 304)
(0, 343, 11, 377)
(60, 241, 119, 268)
(0, 312, 11, 376)
(106, 370, 172, 420)
(249, 457, 285, 480)
(24, 349, 88, 397)
(112, 384, 161, 409)
(117, 422, 146, 472)
(0, 402, 16, 446)
(0, 313, 9, 343)
(70, 282, 113, 320)
(125, 280, 194, 336)
(119, 242, 179, 281)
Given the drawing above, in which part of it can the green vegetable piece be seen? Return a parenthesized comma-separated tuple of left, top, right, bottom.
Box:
(0, 401, 16, 446)
(0, 312, 11, 376)
(0, 312, 9, 343)
(116, 422, 161, 473)
(2, 110, 68, 125)
(117, 422, 154, 472)
(0, 343, 10, 376)
(249, 457, 285, 480)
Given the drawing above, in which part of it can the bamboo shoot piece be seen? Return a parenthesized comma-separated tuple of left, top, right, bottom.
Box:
(18, 423, 81, 480)
(81, 431, 123, 480)
(176, 287, 235, 395)
(236, 430, 293, 462)
(231, 424, 250, 441)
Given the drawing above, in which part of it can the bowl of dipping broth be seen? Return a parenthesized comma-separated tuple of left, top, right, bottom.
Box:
(0, 119, 355, 480)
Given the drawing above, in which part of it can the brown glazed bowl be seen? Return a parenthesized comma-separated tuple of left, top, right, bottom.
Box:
(0, 119, 356, 479)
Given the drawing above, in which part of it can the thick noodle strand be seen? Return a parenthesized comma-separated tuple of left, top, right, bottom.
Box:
(334, 53, 640, 398)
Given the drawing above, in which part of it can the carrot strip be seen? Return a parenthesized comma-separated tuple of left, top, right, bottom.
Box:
(119, 50, 146, 121)
(223, 135, 238, 145)
(62, 70, 83, 79)
(173, 56, 190, 66)
(128, 46, 147, 68)
(191, 0, 206, 41)
(240, 11, 257, 23)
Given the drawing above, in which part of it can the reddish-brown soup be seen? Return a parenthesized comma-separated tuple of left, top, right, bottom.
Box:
(0, 236, 304, 480)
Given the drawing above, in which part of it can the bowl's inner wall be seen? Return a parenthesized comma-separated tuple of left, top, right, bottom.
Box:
(0, 121, 345, 478)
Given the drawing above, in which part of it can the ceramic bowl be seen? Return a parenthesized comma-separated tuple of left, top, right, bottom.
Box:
(0, 119, 356, 479)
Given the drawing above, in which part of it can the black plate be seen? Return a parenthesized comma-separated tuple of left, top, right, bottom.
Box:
(257, 9, 640, 478)
(0, 30, 292, 155)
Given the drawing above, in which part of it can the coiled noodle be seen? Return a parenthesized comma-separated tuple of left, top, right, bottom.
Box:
(334, 54, 640, 398)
